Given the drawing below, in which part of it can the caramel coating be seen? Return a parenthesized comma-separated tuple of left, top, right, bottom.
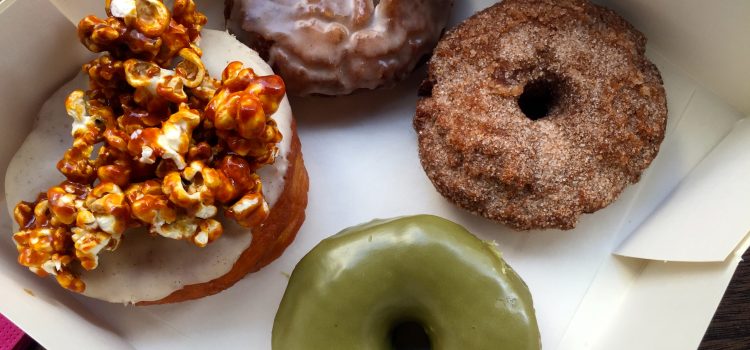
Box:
(205, 63, 283, 163)
(12, 0, 286, 292)
(228, 0, 453, 95)
(414, 0, 667, 230)
(80, 0, 206, 66)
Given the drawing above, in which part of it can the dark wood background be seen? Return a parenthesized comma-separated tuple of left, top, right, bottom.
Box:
(700, 248, 750, 349)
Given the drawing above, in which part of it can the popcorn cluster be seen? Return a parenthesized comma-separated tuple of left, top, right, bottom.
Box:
(13, 0, 285, 292)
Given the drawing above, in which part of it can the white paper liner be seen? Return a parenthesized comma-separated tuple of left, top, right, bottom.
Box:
(0, 1, 748, 350)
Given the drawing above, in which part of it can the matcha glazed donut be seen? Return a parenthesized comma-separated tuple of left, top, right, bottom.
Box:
(272, 215, 541, 349)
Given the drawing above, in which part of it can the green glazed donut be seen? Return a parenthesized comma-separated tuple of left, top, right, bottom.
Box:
(272, 215, 541, 349)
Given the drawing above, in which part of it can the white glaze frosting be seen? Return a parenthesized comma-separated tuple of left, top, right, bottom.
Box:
(4, 29, 293, 303)
(230, 0, 452, 95)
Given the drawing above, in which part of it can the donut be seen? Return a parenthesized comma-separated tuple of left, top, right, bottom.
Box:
(273, 215, 541, 349)
(414, 0, 667, 230)
(226, 0, 453, 96)
(5, 1, 308, 304)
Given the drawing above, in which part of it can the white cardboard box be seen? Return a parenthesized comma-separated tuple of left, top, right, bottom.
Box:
(0, 0, 749, 349)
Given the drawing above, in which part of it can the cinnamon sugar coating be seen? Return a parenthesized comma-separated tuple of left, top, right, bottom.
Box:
(414, 0, 667, 230)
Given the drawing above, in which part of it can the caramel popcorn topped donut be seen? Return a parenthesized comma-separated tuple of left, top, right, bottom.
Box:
(11, 0, 288, 293)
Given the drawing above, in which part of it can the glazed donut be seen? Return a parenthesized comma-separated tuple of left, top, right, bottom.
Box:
(273, 215, 540, 349)
(226, 0, 453, 96)
(414, 0, 667, 230)
(5, 9, 308, 304)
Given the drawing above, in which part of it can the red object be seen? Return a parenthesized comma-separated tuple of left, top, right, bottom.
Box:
(0, 314, 30, 350)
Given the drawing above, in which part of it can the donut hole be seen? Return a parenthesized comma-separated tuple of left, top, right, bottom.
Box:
(389, 320, 431, 350)
(518, 77, 563, 120)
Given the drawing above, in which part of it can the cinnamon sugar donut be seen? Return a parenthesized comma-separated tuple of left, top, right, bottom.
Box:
(226, 0, 453, 96)
(414, 0, 667, 230)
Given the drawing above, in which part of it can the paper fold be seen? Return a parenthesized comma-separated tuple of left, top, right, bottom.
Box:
(562, 232, 750, 350)
(617, 117, 750, 262)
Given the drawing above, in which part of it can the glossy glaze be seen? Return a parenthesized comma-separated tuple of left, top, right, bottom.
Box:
(273, 215, 541, 349)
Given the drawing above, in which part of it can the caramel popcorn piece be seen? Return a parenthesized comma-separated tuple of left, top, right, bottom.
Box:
(12, 0, 285, 293)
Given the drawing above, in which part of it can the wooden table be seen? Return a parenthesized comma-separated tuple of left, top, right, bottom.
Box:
(700, 248, 750, 349)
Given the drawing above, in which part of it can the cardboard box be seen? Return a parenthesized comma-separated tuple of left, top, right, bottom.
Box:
(0, 0, 748, 349)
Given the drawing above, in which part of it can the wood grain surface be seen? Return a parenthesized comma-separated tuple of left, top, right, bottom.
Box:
(700, 248, 750, 349)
